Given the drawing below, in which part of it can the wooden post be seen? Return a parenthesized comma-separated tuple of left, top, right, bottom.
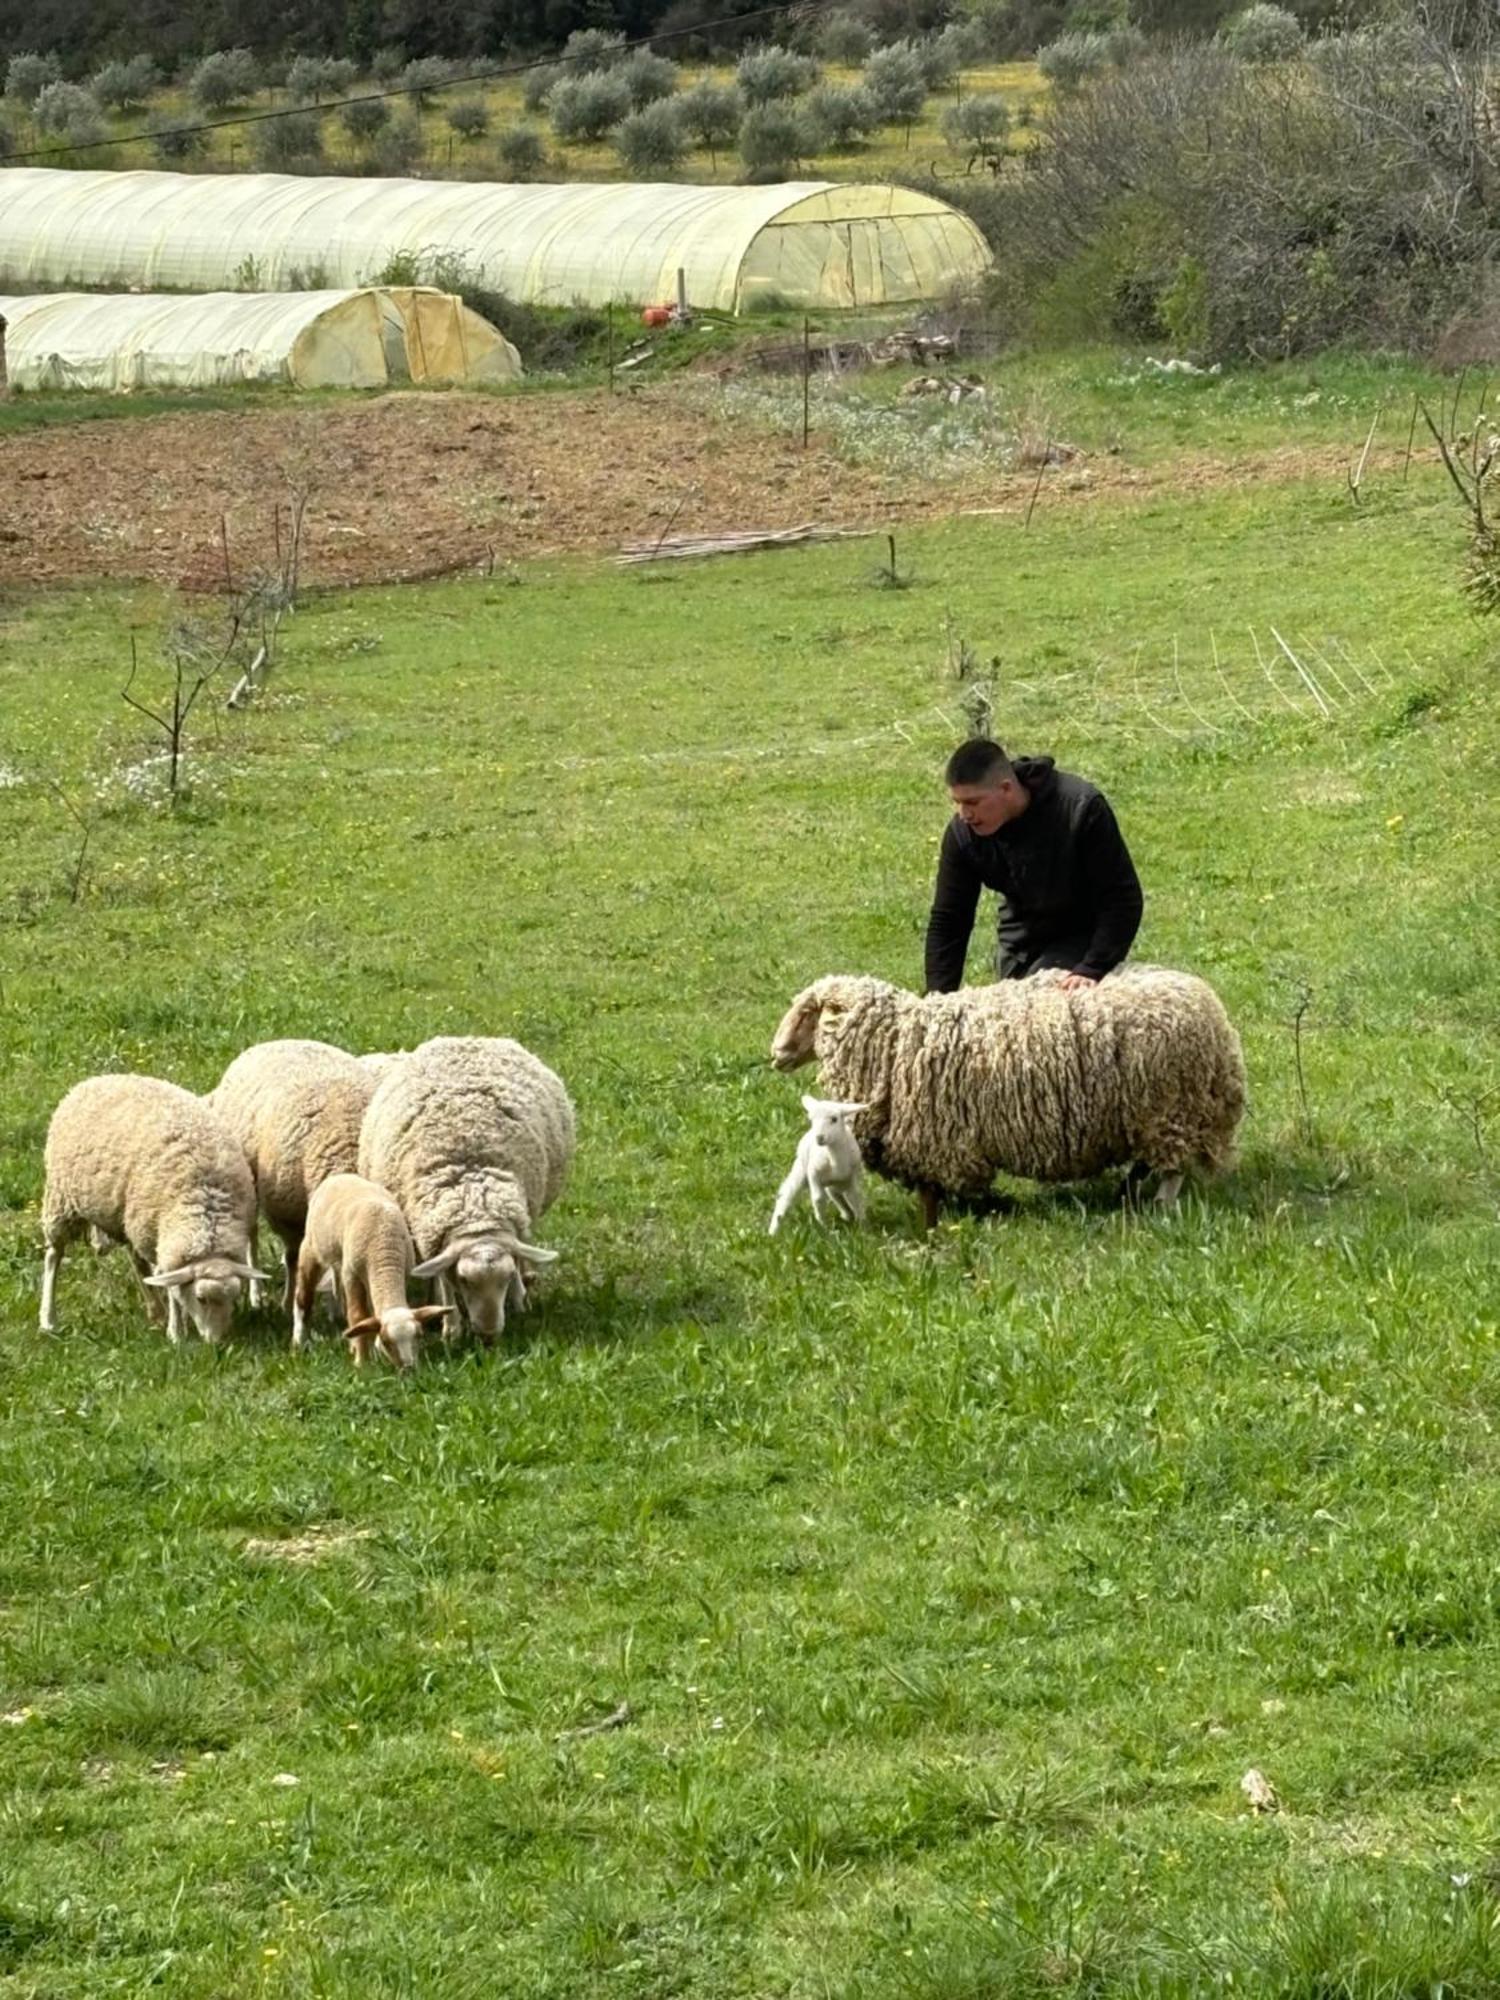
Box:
(801, 314, 811, 450)
(0, 314, 9, 402)
(606, 303, 614, 395)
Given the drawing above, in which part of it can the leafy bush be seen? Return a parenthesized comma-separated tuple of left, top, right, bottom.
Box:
(286, 55, 358, 102)
(817, 11, 874, 64)
(1036, 31, 1112, 92)
(679, 78, 743, 159)
(5, 51, 61, 106)
(521, 63, 559, 113)
(615, 97, 686, 173)
(365, 111, 425, 174)
(862, 42, 926, 128)
(252, 106, 324, 169)
(941, 93, 1010, 171)
(446, 96, 491, 138)
(90, 56, 160, 112)
(1104, 22, 1148, 64)
(495, 122, 547, 178)
(738, 101, 813, 174)
(909, 32, 958, 89)
(341, 95, 391, 139)
(149, 117, 208, 162)
(190, 49, 259, 113)
(33, 81, 102, 142)
(371, 46, 405, 80)
(934, 17, 990, 69)
(1219, 3, 1303, 61)
(549, 71, 631, 143)
(560, 28, 627, 72)
(619, 49, 678, 109)
(400, 56, 456, 104)
(736, 45, 819, 105)
(806, 81, 878, 148)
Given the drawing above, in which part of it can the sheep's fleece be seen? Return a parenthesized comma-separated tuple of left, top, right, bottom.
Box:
(771, 967, 1245, 1195)
(208, 1039, 379, 1235)
(358, 1036, 574, 1254)
(42, 1073, 257, 1266)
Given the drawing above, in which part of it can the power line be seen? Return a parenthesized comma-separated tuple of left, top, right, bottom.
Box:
(5, 0, 835, 165)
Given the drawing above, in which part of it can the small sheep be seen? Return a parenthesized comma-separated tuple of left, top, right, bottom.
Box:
(40, 1074, 267, 1341)
(358, 1035, 572, 1340)
(771, 966, 1245, 1228)
(208, 1039, 381, 1310)
(769, 1095, 868, 1233)
(293, 1173, 453, 1369)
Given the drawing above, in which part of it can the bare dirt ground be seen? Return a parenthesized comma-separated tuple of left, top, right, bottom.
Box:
(0, 387, 1363, 593)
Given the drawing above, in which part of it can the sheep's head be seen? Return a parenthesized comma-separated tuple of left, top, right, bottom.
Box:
(345, 1303, 453, 1371)
(801, 1094, 868, 1146)
(771, 977, 872, 1072)
(412, 1234, 559, 1339)
(145, 1256, 270, 1342)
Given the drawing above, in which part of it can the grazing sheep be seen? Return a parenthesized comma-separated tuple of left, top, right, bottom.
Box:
(359, 1051, 409, 1081)
(769, 1094, 868, 1233)
(358, 1035, 571, 1340)
(293, 1173, 453, 1369)
(208, 1039, 381, 1310)
(770, 966, 1245, 1227)
(41, 1074, 267, 1340)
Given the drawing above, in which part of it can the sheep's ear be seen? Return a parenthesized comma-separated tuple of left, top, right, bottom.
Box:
(511, 1241, 559, 1267)
(411, 1243, 464, 1278)
(800, 1093, 825, 1116)
(837, 1101, 869, 1116)
(223, 1262, 274, 1283)
(344, 1315, 381, 1341)
(145, 1265, 198, 1289)
(412, 1304, 457, 1325)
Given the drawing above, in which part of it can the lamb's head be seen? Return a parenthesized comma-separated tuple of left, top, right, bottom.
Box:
(771, 976, 872, 1072)
(412, 1234, 559, 1339)
(344, 1304, 454, 1371)
(801, 1094, 868, 1148)
(145, 1255, 270, 1342)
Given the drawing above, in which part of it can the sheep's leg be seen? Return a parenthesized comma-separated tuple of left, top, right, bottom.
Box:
(248, 1222, 268, 1310)
(809, 1180, 834, 1226)
(768, 1161, 808, 1235)
(838, 1177, 867, 1224)
(132, 1250, 170, 1328)
(1154, 1171, 1184, 1209)
(919, 1186, 941, 1233)
(164, 1285, 185, 1346)
(1120, 1161, 1151, 1209)
(278, 1231, 302, 1316)
(291, 1250, 325, 1353)
(39, 1241, 63, 1332)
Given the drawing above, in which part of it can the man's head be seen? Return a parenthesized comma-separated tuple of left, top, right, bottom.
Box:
(944, 739, 1029, 836)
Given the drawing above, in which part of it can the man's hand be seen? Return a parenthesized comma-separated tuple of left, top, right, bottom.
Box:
(1058, 971, 1099, 992)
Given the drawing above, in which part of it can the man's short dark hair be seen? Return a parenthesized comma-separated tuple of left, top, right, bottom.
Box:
(945, 738, 1014, 788)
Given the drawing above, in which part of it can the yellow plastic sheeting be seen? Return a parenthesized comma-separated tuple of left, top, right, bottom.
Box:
(0, 169, 994, 312)
(0, 286, 520, 391)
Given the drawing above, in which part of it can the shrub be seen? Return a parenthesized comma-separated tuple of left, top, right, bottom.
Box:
(615, 97, 686, 173)
(0, 117, 12, 156)
(446, 97, 491, 138)
(495, 121, 547, 178)
(560, 28, 627, 71)
(941, 92, 1010, 170)
(806, 81, 878, 147)
(371, 46, 405, 80)
(619, 49, 678, 109)
(190, 49, 259, 113)
(934, 17, 989, 69)
(549, 71, 631, 143)
(341, 95, 391, 140)
(521, 63, 559, 113)
(1036, 31, 1112, 92)
(5, 51, 60, 106)
(33, 81, 102, 141)
(738, 101, 813, 174)
(1219, 3, 1303, 62)
(862, 42, 926, 128)
(1103, 22, 1148, 64)
(149, 117, 208, 163)
(365, 111, 425, 173)
(909, 32, 958, 89)
(679, 77, 743, 160)
(90, 56, 160, 113)
(400, 56, 456, 104)
(736, 45, 820, 105)
(817, 10, 874, 64)
(286, 55, 358, 103)
(252, 107, 324, 170)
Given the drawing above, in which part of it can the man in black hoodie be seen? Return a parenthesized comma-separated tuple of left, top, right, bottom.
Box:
(924, 739, 1143, 994)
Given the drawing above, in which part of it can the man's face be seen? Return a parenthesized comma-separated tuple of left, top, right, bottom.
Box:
(949, 778, 1018, 837)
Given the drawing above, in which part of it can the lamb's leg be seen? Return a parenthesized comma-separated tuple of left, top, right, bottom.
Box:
(291, 1249, 325, 1353)
(279, 1232, 301, 1316)
(164, 1285, 185, 1346)
(840, 1177, 867, 1224)
(1120, 1161, 1151, 1208)
(769, 1161, 808, 1235)
(809, 1180, 834, 1226)
(248, 1222, 267, 1310)
(1154, 1171, 1184, 1209)
(39, 1241, 63, 1332)
(919, 1186, 941, 1233)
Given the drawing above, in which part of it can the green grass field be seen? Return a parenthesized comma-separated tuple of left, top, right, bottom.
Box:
(3, 399, 1500, 1994)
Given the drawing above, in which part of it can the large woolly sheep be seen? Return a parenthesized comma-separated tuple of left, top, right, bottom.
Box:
(770, 966, 1245, 1227)
(208, 1039, 381, 1309)
(40, 1074, 267, 1340)
(293, 1173, 453, 1369)
(358, 1035, 572, 1340)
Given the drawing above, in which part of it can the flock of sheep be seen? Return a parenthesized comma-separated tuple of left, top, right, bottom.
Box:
(37, 964, 1246, 1367)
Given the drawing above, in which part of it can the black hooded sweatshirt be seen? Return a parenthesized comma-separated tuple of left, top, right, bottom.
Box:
(924, 756, 1143, 992)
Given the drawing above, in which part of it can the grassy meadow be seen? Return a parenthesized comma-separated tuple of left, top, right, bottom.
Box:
(3, 374, 1500, 1993)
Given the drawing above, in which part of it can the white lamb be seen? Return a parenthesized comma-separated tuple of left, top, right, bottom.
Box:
(208, 1039, 382, 1310)
(769, 1095, 869, 1233)
(293, 1173, 453, 1369)
(358, 1035, 572, 1340)
(40, 1074, 268, 1341)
